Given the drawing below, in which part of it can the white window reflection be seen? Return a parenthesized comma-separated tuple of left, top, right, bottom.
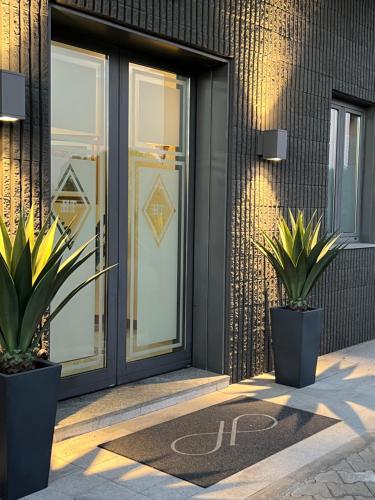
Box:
(328, 102, 363, 239)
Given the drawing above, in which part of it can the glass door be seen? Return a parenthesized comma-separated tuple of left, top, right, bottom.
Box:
(118, 60, 192, 383)
(50, 40, 193, 396)
(50, 41, 119, 399)
(50, 43, 108, 376)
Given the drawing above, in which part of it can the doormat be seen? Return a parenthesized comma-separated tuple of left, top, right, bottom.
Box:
(100, 397, 339, 487)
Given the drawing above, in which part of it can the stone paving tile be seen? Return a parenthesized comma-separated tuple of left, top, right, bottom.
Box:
(74, 480, 149, 499)
(285, 497, 314, 500)
(192, 483, 258, 499)
(111, 464, 173, 493)
(314, 472, 342, 483)
(327, 482, 372, 497)
(346, 454, 373, 472)
(48, 455, 80, 483)
(47, 469, 107, 497)
(143, 476, 202, 499)
(82, 454, 140, 480)
(290, 482, 332, 497)
(338, 470, 375, 483)
(22, 490, 73, 500)
(329, 459, 355, 472)
(280, 440, 375, 499)
(68, 447, 118, 469)
(129, 496, 152, 500)
(365, 481, 375, 495)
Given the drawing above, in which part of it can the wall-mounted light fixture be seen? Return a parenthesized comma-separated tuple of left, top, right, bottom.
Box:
(0, 70, 26, 122)
(257, 129, 287, 161)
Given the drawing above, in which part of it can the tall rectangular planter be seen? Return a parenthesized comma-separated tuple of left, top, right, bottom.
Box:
(0, 360, 61, 500)
(271, 307, 323, 388)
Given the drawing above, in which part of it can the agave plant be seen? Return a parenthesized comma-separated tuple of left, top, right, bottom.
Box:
(253, 210, 344, 311)
(0, 206, 115, 374)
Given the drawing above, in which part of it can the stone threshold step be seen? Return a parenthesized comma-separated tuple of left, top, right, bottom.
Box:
(54, 367, 229, 442)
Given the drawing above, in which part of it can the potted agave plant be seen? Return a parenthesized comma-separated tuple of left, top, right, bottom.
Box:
(253, 210, 344, 388)
(0, 206, 115, 500)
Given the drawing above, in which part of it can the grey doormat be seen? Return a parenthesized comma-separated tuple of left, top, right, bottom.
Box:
(100, 397, 339, 487)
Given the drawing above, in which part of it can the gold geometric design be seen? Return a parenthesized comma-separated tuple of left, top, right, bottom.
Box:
(143, 175, 176, 246)
(52, 163, 91, 244)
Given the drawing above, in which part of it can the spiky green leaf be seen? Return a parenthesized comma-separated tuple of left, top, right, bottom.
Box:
(25, 204, 35, 250)
(18, 259, 61, 351)
(32, 218, 59, 281)
(0, 216, 12, 267)
(0, 253, 19, 350)
(13, 241, 33, 323)
(11, 211, 27, 277)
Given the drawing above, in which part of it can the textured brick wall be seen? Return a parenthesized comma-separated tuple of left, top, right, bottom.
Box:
(0, 0, 49, 231)
(3, 0, 375, 382)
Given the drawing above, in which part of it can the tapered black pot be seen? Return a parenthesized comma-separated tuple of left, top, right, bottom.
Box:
(271, 307, 323, 388)
(0, 360, 61, 500)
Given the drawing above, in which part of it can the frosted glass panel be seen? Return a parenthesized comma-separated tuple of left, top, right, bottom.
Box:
(50, 43, 108, 377)
(127, 64, 189, 362)
(341, 112, 361, 234)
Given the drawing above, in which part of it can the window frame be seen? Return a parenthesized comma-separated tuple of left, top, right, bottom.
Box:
(329, 100, 365, 242)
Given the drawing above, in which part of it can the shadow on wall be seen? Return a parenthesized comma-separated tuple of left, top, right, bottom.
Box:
(229, 0, 328, 381)
(0, 0, 49, 236)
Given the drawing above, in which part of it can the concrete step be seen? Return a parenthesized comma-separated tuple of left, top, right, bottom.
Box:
(54, 368, 230, 442)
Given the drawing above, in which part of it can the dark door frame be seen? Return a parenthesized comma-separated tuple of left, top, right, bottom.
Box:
(50, 4, 231, 399)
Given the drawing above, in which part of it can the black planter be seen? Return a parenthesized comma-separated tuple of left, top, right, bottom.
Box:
(271, 307, 323, 388)
(0, 360, 61, 500)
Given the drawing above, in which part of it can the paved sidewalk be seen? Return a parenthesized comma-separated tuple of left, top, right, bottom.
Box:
(22, 340, 375, 499)
(254, 436, 375, 499)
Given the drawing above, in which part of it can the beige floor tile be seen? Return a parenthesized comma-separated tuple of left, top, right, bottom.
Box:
(21, 489, 73, 500)
(48, 469, 107, 497)
(52, 435, 102, 459)
(52, 445, 99, 464)
(192, 483, 256, 499)
(49, 456, 80, 483)
(121, 496, 151, 500)
(74, 480, 143, 499)
(70, 447, 119, 468)
(128, 496, 152, 500)
(143, 476, 202, 499)
(84, 455, 140, 479)
(112, 465, 171, 492)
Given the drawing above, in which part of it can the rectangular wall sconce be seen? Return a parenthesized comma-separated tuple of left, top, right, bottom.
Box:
(257, 129, 287, 161)
(0, 70, 26, 122)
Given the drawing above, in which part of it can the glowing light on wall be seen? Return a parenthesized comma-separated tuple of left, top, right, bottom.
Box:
(257, 129, 287, 161)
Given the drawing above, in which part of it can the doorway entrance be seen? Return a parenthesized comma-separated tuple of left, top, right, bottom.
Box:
(50, 41, 193, 399)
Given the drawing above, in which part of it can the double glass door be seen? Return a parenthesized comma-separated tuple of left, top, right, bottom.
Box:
(50, 41, 192, 399)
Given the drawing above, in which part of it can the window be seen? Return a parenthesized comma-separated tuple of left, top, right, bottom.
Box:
(328, 101, 364, 240)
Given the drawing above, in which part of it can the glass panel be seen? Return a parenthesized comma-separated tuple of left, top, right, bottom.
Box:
(340, 112, 361, 234)
(50, 43, 108, 377)
(327, 108, 338, 232)
(127, 63, 189, 362)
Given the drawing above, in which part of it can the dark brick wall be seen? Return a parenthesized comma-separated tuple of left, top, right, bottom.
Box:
(0, 0, 50, 231)
(2, 0, 375, 382)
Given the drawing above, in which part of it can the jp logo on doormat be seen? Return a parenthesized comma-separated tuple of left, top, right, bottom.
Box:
(171, 413, 278, 456)
(100, 397, 340, 488)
